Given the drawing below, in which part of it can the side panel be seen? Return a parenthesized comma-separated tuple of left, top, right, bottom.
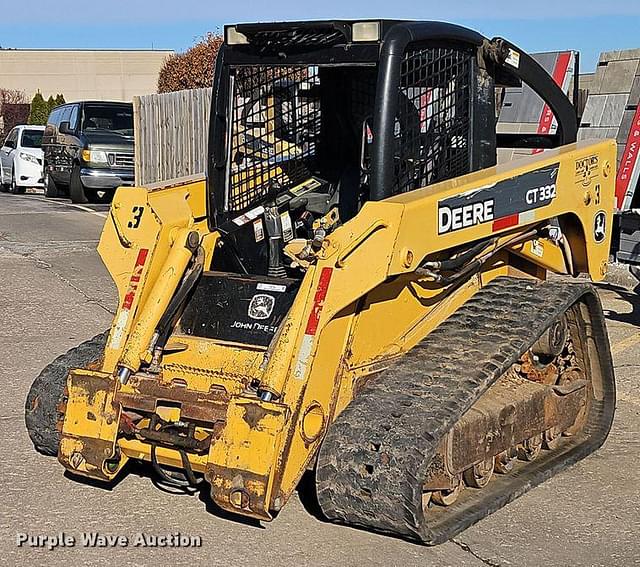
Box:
(207, 397, 289, 519)
(387, 140, 616, 281)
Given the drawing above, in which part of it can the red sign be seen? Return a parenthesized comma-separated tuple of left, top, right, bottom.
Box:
(615, 105, 640, 209)
(533, 52, 572, 154)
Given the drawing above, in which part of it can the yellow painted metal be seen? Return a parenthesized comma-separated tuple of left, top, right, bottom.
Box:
(59, 138, 617, 521)
(118, 227, 195, 372)
(61, 370, 118, 442)
(345, 272, 482, 370)
(59, 369, 124, 481)
(159, 334, 264, 396)
(119, 438, 209, 471)
(512, 236, 568, 274)
(258, 267, 318, 395)
(276, 308, 358, 498)
(207, 397, 289, 519)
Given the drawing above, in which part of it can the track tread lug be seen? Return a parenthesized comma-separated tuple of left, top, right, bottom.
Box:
(315, 277, 615, 544)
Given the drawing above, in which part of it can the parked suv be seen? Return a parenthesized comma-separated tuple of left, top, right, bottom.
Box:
(42, 101, 135, 203)
(0, 125, 45, 194)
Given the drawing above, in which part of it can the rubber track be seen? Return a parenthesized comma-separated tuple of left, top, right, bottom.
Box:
(316, 277, 615, 544)
(25, 331, 108, 456)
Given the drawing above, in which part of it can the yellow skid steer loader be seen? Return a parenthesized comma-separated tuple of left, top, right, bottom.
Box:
(26, 20, 616, 544)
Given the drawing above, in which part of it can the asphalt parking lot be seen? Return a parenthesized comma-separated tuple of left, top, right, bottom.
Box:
(1, 191, 639, 567)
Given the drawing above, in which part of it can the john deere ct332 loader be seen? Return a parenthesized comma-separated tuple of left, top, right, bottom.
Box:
(26, 20, 616, 544)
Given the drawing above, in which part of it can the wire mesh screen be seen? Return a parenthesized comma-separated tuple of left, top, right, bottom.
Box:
(227, 65, 321, 212)
(392, 46, 474, 195)
(243, 29, 345, 55)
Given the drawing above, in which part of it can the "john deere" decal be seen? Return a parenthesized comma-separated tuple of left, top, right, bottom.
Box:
(438, 164, 559, 235)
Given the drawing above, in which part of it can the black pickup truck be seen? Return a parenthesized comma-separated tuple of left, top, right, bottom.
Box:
(42, 101, 134, 203)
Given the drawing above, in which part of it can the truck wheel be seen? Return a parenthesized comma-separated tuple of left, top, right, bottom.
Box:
(69, 165, 88, 204)
(44, 170, 61, 198)
(10, 171, 26, 194)
(0, 169, 8, 192)
(25, 331, 108, 456)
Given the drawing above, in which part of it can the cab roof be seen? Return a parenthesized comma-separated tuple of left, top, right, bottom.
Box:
(224, 19, 409, 49)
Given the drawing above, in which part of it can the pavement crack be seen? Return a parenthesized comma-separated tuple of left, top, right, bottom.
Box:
(23, 253, 115, 316)
(452, 539, 504, 567)
(0, 414, 23, 422)
(47, 266, 115, 315)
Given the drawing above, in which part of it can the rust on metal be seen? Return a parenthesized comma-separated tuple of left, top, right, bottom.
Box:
(520, 350, 559, 384)
(58, 436, 118, 482)
(206, 464, 272, 520)
(133, 425, 212, 453)
(422, 361, 588, 484)
(115, 374, 228, 423)
(241, 403, 281, 429)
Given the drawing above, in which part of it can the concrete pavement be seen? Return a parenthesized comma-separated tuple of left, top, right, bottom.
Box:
(1, 192, 638, 566)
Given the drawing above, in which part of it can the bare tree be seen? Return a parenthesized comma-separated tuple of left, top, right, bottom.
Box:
(158, 33, 223, 93)
(0, 88, 27, 106)
(0, 89, 28, 136)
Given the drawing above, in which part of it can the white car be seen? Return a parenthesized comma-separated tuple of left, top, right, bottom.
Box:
(0, 125, 45, 194)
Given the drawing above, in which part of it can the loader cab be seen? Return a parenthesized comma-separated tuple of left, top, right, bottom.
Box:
(207, 20, 578, 278)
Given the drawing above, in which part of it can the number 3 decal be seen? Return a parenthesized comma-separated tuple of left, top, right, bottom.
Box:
(128, 206, 144, 229)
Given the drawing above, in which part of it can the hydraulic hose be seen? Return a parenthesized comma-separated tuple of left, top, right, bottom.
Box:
(420, 238, 496, 272)
(417, 228, 541, 286)
(149, 421, 205, 489)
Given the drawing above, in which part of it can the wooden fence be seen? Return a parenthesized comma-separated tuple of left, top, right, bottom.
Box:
(133, 87, 212, 186)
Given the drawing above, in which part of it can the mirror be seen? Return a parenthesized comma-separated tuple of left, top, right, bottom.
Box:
(4, 139, 15, 149)
(59, 121, 71, 135)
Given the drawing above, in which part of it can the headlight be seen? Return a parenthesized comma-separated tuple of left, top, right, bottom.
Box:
(19, 152, 40, 165)
(81, 149, 108, 163)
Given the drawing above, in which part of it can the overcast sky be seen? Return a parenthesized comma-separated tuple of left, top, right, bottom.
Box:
(2, 1, 639, 71)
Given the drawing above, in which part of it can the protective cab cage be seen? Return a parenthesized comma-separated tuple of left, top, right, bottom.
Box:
(206, 20, 579, 276)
